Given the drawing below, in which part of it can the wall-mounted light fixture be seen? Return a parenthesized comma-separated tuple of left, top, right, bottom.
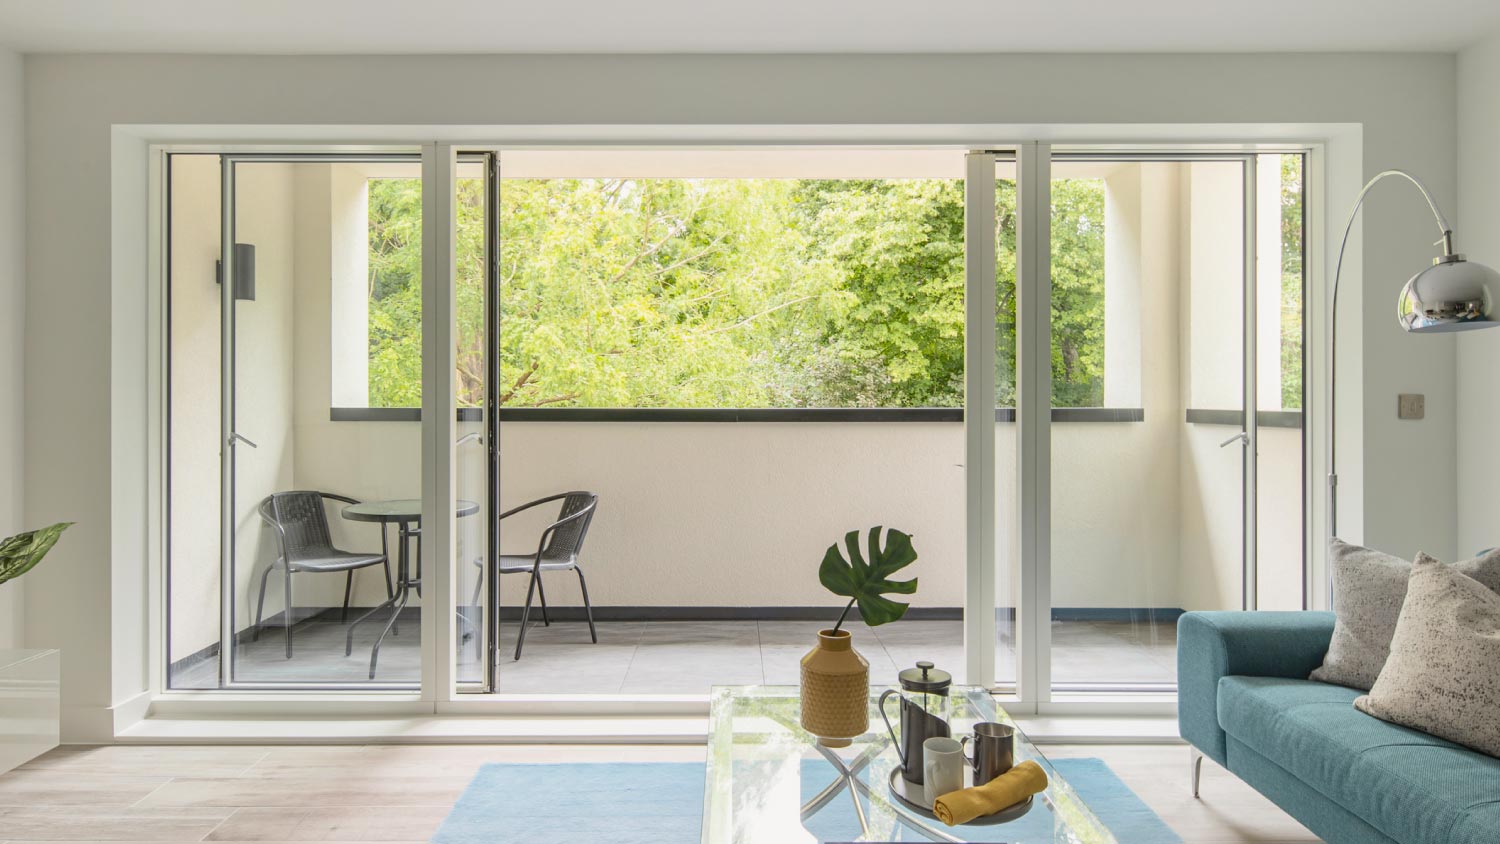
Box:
(214, 243, 257, 301)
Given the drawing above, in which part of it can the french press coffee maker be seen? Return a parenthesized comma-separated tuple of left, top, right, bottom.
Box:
(878, 660, 953, 785)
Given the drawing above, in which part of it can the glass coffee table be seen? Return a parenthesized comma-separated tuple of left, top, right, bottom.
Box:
(702, 686, 1117, 843)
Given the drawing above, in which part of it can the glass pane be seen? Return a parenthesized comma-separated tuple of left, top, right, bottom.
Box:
(492, 150, 969, 693)
(1256, 153, 1306, 610)
(456, 157, 490, 687)
(1049, 160, 1245, 690)
(995, 160, 1019, 689)
(225, 158, 423, 687)
(166, 154, 224, 689)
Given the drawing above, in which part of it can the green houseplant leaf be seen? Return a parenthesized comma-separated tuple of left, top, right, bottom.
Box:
(819, 526, 918, 631)
(0, 522, 72, 588)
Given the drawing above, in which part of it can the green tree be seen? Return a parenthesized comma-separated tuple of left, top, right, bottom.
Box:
(1280, 156, 1304, 410)
(367, 178, 424, 408)
(366, 175, 1109, 411)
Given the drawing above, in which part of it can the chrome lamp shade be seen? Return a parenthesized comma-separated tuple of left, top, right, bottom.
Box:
(1397, 256, 1500, 333)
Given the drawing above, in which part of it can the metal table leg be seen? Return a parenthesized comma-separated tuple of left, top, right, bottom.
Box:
(808, 740, 965, 844)
(345, 522, 403, 655)
(348, 519, 415, 679)
(801, 743, 882, 820)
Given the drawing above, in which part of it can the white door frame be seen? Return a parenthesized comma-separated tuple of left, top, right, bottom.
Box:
(145, 129, 1326, 727)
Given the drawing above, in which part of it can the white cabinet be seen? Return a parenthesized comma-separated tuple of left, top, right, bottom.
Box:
(0, 649, 60, 774)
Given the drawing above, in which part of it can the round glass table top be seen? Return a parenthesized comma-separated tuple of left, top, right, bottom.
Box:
(341, 498, 481, 523)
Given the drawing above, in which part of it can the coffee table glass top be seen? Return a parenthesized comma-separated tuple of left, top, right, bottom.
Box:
(703, 685, 1117, 844)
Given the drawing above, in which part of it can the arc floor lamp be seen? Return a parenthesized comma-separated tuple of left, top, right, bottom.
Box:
(1329, 169, 1500, 545)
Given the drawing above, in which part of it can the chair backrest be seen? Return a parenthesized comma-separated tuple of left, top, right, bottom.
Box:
(543, 492, 598, 560)
(261, 491, 335, 562)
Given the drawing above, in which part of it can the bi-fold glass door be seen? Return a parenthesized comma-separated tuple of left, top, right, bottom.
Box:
(168, 152, 435, 690)
(973, 150, 1306, 698)
(165, 145, 1305, 697)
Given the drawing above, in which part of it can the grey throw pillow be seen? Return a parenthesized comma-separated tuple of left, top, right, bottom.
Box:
(1355, 554, 1500, 758)
(1310, 540, 1500, 690)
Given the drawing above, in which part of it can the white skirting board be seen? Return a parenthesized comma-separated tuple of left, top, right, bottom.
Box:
(0, 649, 61, 773)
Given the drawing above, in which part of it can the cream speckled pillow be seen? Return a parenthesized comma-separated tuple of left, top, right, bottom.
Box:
(1311, 540, 1500, 690)
(1355, 554, 1500, 758)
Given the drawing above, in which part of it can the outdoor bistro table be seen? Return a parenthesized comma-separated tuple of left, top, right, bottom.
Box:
(341, 498, 480, 679)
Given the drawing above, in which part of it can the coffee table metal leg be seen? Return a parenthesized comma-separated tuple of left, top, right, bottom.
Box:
(802, 744, 881, 820)
(844, 768, 871, 837)
(828, 756, 963, 844)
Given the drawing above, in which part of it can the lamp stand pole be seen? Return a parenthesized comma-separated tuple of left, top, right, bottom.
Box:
(1327, 170, 1454, 543)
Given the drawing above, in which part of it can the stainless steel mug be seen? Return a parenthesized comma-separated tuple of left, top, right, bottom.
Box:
(961, 721, 1016, 784)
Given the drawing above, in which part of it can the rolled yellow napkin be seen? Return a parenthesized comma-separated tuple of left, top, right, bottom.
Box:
(932, 760, 1048, 826)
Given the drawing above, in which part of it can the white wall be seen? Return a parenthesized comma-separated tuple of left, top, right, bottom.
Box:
(0, 50, 22, 650)
(1456, 30, 1500, 558)
(20, 52, 1458, 738)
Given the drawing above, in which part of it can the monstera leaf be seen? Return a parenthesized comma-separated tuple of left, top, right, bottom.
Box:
(0, 522, 72, 588)
(819, 526, 918, 630)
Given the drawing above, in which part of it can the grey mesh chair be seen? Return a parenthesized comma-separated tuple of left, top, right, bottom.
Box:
(471, 491, 599, 661)
(255, 491, 393, 658)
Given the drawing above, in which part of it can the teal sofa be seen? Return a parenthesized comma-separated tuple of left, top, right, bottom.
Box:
(1178, 611, 1500, 844)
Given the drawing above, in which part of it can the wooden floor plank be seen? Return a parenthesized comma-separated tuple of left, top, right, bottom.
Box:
(0, 742, 1321, 843)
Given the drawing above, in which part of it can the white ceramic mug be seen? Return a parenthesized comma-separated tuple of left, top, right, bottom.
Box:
(923, 736, 966, 807)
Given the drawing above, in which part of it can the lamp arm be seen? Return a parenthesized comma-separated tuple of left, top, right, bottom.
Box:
(1327, 169, 1455, 544)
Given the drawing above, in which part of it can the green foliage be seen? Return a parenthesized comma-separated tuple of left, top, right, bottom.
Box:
(0, 522, 72, 587)
(818, 527, 919, 630)
(367, 178, 424, 408)
(1280, 156, 1305, 410)
(370, 173, 1337, 412)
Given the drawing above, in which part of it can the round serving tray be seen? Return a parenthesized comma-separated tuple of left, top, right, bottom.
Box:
(886, 767, 1035, 826)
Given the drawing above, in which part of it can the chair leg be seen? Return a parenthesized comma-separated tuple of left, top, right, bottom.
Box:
(575, 565, 598, 644)
(1190, 747, 1204, 798)
(253, 564, 274, 642)
(536, 573, 551, 626)
(341, 571, 354, 623)
(514, 570, 540, 661)
(284, 567, 294, 659)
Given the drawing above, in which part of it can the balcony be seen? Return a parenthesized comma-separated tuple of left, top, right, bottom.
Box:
(168, 408, 1298, 693)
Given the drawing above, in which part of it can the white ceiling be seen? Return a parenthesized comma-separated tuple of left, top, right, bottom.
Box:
(2, 0, 1498, 54)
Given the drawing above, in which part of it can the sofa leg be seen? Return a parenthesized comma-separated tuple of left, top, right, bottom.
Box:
(1190, 747, 1204, 798)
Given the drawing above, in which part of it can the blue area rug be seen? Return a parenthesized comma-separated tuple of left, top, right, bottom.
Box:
(432, 757, 1181, 843)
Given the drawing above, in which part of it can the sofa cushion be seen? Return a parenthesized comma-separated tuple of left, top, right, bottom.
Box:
(1218, 675, 1500, 844)
(1356, 553, 1500, 758)
(1312, 540, 1500, 690)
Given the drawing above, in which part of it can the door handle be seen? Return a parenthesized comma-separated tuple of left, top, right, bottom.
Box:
(1219, 431, 1249, 448)
(228, 432, 259, 449)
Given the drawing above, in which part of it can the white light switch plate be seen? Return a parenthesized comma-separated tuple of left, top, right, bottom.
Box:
(1398, 393, 1425, 420)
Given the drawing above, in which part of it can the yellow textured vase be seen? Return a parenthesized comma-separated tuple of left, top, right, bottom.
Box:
(800, 628, 870, 747)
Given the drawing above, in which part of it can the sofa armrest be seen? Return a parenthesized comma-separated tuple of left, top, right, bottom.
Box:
(1177, 611, 1335, 766)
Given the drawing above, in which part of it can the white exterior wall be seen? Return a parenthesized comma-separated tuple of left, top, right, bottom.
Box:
(1456, 31, 1500, 559)
(21, 52, 1458, 738)
(0, 50, 23, 650)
